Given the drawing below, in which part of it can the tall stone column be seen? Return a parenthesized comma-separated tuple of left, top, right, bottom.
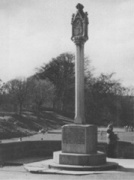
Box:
(71, 3, 88, 124)
(75, 39, 85, 124)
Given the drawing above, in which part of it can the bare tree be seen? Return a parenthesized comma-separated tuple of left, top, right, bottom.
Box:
(26, 77, 55, 117)
(5, 78, 29, 115)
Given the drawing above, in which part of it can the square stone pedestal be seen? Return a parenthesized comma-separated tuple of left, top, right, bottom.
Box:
(62, 124, 97, 154)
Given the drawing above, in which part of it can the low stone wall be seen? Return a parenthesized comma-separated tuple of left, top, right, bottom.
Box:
(98, 141, 134, 158)
(0, 140, 134, 164)
(116, 141, 134, 158)
(0, 141, 61, 163)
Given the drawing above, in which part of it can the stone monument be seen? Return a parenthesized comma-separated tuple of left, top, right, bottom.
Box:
(25, 4, 118, 173)
(49, 3, 118, 171)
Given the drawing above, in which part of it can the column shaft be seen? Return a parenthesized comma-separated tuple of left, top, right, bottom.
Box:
(74, 43, 85, 124)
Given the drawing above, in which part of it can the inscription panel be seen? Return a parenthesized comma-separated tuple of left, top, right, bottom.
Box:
(63, 127, 85, 144)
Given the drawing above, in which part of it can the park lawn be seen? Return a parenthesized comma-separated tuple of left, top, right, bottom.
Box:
(0, 111, 134, 144)
(0, 111, 72, 140)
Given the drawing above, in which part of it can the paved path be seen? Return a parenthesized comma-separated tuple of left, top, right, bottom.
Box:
(0, 158, 134, 180)
(1, 130, 62, 143)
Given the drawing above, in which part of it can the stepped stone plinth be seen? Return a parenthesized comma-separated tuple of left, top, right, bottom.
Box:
(52, 124, 107, 167)
(49, 124, 118, 171)
(53, 151, 106, 166)
(56, 124, 106, 166)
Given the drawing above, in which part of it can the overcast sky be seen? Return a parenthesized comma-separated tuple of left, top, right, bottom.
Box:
(0, 0, 134, 87)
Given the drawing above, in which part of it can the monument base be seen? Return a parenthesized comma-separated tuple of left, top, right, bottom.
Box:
(52, 124, 108, 168)
(48, 124, 118, 171)
(24, 124, 119, 173)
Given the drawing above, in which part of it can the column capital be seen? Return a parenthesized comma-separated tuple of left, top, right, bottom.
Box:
(72, 36, 87, 46)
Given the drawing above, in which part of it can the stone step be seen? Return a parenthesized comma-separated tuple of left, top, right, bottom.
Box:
(53, 151, 106, 166)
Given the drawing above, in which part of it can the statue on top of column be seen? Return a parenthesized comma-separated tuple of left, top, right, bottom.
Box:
(71, 3, 89, 45)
